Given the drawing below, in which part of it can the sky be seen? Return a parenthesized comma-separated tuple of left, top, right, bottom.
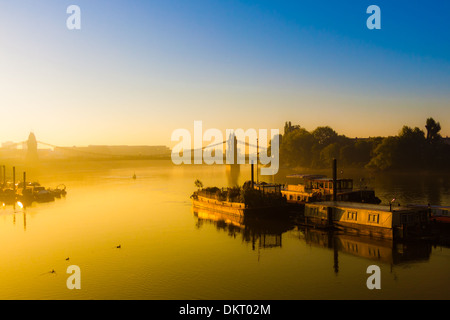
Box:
(0, 0, 449, 147)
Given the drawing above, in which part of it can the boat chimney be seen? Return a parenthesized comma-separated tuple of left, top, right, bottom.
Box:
(13, 166, 16, 191)
(251, 162, 254, 189)
(333, 159, 337, 202)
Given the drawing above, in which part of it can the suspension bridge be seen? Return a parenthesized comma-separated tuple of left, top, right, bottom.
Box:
(1, 132, 271, 161)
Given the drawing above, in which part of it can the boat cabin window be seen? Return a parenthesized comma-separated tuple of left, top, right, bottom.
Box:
(341, 180, 352, 190)
(368, 213, 379, 223)
(368, 247, 380, 258)
(346, 242, 358, 253)
(309, 207, 319, 216)
(347, 211, 358, 221)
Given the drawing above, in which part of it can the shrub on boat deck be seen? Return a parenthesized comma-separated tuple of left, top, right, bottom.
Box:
(194, 180, 286, 207)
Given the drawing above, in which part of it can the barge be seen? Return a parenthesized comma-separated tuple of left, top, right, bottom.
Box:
(302, 201, 431, 240)
(191, 181, 289, 220)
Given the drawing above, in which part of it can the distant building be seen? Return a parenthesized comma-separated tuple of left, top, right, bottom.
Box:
(1, 141, 17, 149)
(0, 141, 21, 160)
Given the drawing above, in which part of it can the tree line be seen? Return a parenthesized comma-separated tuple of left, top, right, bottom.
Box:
(278, 118, 450, 171)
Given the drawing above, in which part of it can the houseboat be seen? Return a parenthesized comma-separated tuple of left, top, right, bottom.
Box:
(281, 174, 381, 205)
(192, 190, 247, 217)
(302, 201, 430, 240)
(191, 182, 288, 219)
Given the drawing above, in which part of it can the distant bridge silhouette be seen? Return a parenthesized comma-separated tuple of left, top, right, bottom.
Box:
(4, 135, 270, 159)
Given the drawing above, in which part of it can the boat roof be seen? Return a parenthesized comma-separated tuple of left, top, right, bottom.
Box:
(286, 174, 327, 179)
(286, 174, 352, 181)
(407, 204, 450, 210)
(254, 182, 280, 187)
(306, 201, 422, 212)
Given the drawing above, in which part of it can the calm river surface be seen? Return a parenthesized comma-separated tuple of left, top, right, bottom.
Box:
(1, 160, 449, 300)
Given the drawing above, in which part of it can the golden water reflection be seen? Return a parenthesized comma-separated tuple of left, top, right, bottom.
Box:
(302, 228, 432, 270)
(0, 160, 448, 299)
(193, 206, 294, 252)
(194, 205, 433, 272)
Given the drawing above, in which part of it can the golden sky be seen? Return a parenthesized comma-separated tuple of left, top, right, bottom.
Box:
(1, 1, 449, 148)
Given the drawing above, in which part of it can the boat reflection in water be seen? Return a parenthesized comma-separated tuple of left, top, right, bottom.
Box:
(192, 206, 294, 251)
(300, 227, 432, 274)
(0, 201, 28, 231)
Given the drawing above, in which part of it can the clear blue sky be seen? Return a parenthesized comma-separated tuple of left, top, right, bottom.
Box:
(0, 0, 449, 146)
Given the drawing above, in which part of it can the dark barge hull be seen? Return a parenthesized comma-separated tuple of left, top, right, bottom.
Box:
(192, 196, 289, 220)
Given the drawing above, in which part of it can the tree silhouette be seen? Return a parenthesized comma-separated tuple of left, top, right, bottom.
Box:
(425, 117, 441, 143)
(312, 126, 338, 145)
(194, 179, 203, 189)
(279, 118, 449, 171)
(283, 121, 301, 135)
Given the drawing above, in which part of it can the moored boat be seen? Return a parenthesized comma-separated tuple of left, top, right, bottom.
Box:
(281, 174, 381, 205)
(191, 181, 289, 219)
(302, 201, 432, 240)
(0, 187, 17, 204)
(31, 186, 55, 202)
(406, 204, 450, 224)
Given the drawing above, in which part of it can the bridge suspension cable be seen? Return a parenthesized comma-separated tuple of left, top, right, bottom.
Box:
(5, 138, 271, 159)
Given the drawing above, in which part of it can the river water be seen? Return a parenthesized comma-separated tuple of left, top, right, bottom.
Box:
(0, 160, 449, 300)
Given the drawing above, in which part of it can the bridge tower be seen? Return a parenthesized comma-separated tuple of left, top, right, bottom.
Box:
(26, 132, 38, 162)
(226, 132, 240, 185)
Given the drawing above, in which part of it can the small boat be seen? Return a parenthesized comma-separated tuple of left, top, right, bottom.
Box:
(407, 204, 450, 224)
(32, 186, 55, 202)
(48, 184, 67, 198)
